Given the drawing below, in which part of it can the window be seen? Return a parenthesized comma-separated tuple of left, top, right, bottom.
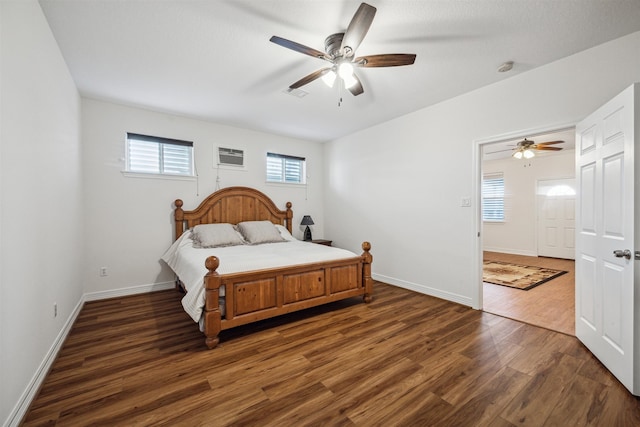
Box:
(546, 184, 576, 197)
(126, 133, 194, 176)
(266, 152, 306, 184)
(482, 172, 505, 221)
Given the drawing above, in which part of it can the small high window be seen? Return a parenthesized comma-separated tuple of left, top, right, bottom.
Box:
(266, 152, 306, 184)
(126, 133, 194, 176)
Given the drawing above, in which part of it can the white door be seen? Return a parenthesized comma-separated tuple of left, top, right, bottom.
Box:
(537, 178, 576, 259)
(575, 83, 638, 395)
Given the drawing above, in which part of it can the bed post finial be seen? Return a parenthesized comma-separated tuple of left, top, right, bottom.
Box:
(361, 241, 373, 303)
(204, 255, 221, 349)
(285, 201, 293, 233)
(174, 199, 184, 240)
(205, 256, 220, 272)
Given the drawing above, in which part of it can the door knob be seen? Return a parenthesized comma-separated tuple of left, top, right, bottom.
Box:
(613, 249, 632, 260)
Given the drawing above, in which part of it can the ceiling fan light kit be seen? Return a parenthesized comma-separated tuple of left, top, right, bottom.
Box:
(338, 63, 357, 88)
(322, 70, 337, 87)
(512, 147, 535, 159)
(269, 2, 416, 100)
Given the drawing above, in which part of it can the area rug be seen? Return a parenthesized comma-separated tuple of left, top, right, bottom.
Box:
(483, 260, 568, 290)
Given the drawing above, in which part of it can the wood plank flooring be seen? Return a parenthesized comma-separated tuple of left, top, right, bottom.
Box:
(483, 252, 575, 336)
(23, 282, 640, 426)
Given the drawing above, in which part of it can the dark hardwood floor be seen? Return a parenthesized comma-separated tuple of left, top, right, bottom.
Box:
(23, 282, 640, 426)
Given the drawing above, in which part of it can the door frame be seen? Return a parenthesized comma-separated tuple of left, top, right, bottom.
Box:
(471, 122, 576, 309)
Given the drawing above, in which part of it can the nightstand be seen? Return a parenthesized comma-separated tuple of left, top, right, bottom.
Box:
(311, 239, 332, 246)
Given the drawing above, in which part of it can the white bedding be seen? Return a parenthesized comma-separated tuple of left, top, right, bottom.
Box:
(161, 231, 360, 323)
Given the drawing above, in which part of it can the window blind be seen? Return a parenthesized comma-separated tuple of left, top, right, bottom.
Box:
(266, 152, 305, 184)
(482, 173, 505, 221)
(126, 133, 193, 176)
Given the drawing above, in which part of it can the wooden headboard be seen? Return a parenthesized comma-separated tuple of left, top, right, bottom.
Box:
(173, 186, 293, 240)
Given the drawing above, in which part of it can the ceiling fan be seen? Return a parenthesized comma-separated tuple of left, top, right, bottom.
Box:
(269, 2, 416, 97)
(511, 138, 564, 159)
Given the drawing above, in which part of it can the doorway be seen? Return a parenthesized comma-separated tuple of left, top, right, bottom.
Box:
(475, 125, 576, 334)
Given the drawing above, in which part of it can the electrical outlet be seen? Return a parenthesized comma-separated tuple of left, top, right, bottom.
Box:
(100, 267, 108, 277)
(54, 303, 57, 317)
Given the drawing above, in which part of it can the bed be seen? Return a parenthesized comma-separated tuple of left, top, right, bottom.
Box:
(162, 186, 373, 349)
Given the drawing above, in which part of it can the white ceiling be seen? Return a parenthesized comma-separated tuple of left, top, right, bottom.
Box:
(39, 0, 640, 143)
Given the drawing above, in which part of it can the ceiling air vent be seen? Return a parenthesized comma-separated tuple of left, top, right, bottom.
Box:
(283, 88, 308, 98)
(217, 147, 245, 168)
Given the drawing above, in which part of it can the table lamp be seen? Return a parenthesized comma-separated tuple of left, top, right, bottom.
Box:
(301, 215, 314, 241)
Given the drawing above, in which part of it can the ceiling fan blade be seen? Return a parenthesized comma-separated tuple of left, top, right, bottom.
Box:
(534, 146, 563, 151)
(535, 140, 564, 146)
(348, 73, 364, 96)
(355, 53, 417, 67)
(270, 36, 330, 61)
(289, 68, 332, 89)
(341, 3, 377, 57)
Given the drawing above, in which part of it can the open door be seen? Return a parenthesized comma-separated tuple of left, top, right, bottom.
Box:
(575, 83, 639, 395)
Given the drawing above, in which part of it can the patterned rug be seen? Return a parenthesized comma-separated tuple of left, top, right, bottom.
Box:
(483, 260, 568, 290)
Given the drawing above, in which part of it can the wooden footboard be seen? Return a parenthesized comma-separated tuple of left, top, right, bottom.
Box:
(202, 242, 373, 349)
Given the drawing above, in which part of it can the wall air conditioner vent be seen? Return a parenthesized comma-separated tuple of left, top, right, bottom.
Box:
(217, 147, 245, 169)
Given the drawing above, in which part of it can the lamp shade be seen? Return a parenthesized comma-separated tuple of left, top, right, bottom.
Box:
(322, 70, 337, 87)
(300, 215, 314, 226)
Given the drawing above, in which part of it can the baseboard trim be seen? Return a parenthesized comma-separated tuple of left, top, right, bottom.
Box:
(5, 280, 176, 427)
(83, 281, 175, 302)
(372, 273, 473, 308)
(5, 295, 84, 427)
(483, 247, 538, 257)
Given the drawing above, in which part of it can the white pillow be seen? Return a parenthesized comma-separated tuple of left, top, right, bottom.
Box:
(191, 223, 246, 248)
(237, 220, 285, 244)
(275, 224, 297, 241)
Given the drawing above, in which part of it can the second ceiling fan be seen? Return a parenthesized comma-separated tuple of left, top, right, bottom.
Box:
(512, 138, 564, 159)
(270, 2, 416, 97)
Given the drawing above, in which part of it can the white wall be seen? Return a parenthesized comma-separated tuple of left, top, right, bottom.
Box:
(324, 31, 640, 308)
(483, 149, 575, 256)
(81, 99, 324, 296)
(0, 1, 83, 426)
